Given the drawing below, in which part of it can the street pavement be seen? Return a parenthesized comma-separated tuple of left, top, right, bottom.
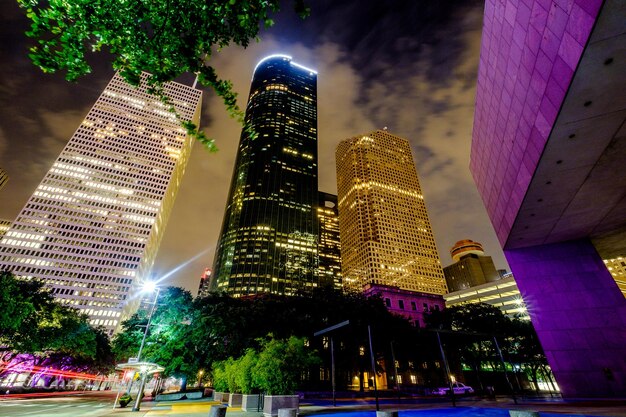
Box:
(0, 391, 118, 416)
(1, 393, 625, 417)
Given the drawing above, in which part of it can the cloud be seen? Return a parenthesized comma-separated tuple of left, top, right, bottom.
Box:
(1, 0, 510, 295)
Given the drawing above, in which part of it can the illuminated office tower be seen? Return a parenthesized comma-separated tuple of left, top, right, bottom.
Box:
(0, 167, 7, 190)
(336, 130, 447, 294)
(0, 220, 11, 239)
(0, 73, 202, 334)
(317, 192, 342, 290)
(212, 55, 319, 296)
(0, 168, 10, 238)
(604, 258, 626, 298)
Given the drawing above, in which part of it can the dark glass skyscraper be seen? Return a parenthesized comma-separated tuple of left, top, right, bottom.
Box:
(212, 55, 319, 296)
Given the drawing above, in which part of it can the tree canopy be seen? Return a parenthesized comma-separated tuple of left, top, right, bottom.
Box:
(0, 270, 114, 380)
(18, 0, 310, 149)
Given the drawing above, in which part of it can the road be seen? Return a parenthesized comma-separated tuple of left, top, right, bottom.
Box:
(0, 391, 120, 417)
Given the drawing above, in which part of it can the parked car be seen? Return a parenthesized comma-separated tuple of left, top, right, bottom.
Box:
(431, 382, 474, 395)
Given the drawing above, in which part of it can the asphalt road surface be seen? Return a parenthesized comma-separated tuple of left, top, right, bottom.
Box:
(0, 391, 119, 417)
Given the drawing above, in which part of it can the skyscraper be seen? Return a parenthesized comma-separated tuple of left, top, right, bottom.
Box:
(0, 167, 10, 238)
(0, 167, 8, 190)
(317, 192, 342, 290)
(212, 55, 319, 296)
(336, 130, 447, 295)
(197, 267, 212, 298)
(0, 72, 202, 334)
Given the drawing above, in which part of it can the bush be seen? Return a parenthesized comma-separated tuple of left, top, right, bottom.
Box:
(251, 336, 319, 395)
(212, 361, 229, 392)
(223, 357, 240, 393)
(235, 348, 259, 394)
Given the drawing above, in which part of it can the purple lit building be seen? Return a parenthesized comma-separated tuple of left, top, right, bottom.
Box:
(363, 283, 445, 328)
(471, 0, 626, 397)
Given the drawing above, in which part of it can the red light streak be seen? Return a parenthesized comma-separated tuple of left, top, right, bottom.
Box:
(0, 364, 117, 381)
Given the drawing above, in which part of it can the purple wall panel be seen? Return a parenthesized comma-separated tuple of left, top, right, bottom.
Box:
(470, 0, 601, 246)
(506, 239, 626, 397)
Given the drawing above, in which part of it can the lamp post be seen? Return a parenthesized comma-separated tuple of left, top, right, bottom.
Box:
(131, 282, 161, 412)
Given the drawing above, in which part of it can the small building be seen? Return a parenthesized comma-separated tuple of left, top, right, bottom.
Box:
(363, 283, 445, 327)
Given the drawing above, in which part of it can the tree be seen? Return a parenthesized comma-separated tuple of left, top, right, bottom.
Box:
(112, 286, 197, 389)
(18, 0, 310, 149)
(0, 270, 114, 384)
(425, 303, 548, 392)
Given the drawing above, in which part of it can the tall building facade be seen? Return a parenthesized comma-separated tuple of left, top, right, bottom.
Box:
(0, 167, 8, 190)
(444, 273, 528, 320)
(212, 55, 319, 297)
(336, 130, 447, 294)
(0, 219, 11, 239)
(0, 73, 202, 334)
(0, 167, 10, 238)
(317, 192, 342, 290)
(604, 257, 626, 298)
(443, 239, 500, 292)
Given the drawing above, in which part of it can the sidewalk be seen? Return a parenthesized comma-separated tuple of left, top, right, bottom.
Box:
(97, 396, 626, 417)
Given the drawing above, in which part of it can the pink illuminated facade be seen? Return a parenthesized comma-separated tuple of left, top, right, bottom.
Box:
(363, 283, 445, 328)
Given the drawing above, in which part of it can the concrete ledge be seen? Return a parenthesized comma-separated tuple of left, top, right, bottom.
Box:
(509, 411, 539, 417)
(278, 408, 297, 417)
(209, 404, 228, 417)
(155, 391, 203, 401)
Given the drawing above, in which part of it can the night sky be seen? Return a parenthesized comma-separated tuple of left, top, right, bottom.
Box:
(0, 0, 510, 294)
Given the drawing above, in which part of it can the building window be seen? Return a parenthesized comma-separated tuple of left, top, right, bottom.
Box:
(423, 303, 429, 311)
(385, 298, 391, 307)
(411, 301, 416, 310)
(434, 304, 440, 311)
(398, 300, 404, 309)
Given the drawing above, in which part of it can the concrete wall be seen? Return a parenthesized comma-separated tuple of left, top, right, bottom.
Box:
(506, 239, 626, 397)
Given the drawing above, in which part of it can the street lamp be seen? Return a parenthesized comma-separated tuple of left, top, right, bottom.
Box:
(131, 282, 161, 412)
(136, 282, 160, 363)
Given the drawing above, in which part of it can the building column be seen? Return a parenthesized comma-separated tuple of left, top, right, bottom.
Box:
(505, 238, 626, 398)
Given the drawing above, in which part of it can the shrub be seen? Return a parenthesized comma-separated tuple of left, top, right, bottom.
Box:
(211, 361, 229, 392)
(235, 348, 260, 394)
(251, 336, 319, 395)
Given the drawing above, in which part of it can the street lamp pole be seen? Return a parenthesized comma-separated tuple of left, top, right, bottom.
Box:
(131, 284, 161, 412)
(137, 286, 161, 362)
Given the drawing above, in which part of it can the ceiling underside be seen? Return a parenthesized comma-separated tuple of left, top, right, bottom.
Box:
(506, 0, 626, 253)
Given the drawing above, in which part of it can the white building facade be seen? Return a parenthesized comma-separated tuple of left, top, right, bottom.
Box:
(0, 73, 202, 334)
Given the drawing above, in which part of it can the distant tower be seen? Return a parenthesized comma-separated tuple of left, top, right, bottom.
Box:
(0, 167, 7, 191)
(198, 267, 212, 298)
(212, 55, 319, 297)
(336, 130, 447, 294)
(0, 167, 10, 237)
(444, 239, 501, 291)
(0, 73, 202, 334)
(317, 192, 342, 290)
